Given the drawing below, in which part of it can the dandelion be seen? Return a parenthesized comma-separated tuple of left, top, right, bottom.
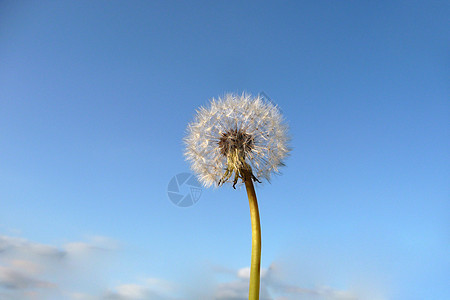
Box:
(184, 93, 290, 300)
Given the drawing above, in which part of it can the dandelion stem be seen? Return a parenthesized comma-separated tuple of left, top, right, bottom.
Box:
(243, 169, 261, 300)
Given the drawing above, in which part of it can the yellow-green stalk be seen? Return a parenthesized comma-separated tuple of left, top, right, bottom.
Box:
(243, 169, 261, 300)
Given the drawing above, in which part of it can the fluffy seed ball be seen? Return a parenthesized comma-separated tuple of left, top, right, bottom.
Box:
(184, 93, 290, 188)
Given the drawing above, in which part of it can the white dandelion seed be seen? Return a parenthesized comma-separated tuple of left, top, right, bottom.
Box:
(184, 93, 290, 188)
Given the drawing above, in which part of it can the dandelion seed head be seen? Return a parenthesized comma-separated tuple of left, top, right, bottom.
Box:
(184, 93, 290, 188)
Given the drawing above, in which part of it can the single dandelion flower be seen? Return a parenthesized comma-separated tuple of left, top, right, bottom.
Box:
(184, 93, 290, 189)
(184, 93, 290, 300)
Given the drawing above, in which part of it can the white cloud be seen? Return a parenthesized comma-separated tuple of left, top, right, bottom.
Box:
(64, 236, 118, 257)
(103, 278, 181, 300)
(237, 267, 250, 279)
(211, 263, 365, 300)
(108, 283, 149, 299)
(0, 234, 181, 300)
(0, 234, 386, 300)
(0, 265, 55, 290)
(0, 236, 65, 260)
(99, 263, 384, 300)
(104, 278, 183, 300)
(0, 234, 117, 299)
(10, 260, 41, 275)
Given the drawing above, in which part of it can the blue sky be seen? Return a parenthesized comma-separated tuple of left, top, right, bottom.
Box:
(0, 1, 448, 299)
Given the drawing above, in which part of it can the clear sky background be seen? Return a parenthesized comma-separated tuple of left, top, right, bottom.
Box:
(0, 1, 448, 300)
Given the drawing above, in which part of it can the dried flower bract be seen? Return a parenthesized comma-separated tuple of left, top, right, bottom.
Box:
(184, 93, 290, 188)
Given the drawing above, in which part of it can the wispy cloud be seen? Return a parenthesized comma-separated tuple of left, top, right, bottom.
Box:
(0, 235, 182, 300)
(212, 264, 361, 300)
(0, 236, 65, 259)
(103, 278, 181, 300)
(0, 265, 55, 290)
(0, 234, 384, 300)
(0, 235, 117, 299)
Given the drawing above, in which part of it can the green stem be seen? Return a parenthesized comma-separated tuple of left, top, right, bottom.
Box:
(243, 169, 261, 300)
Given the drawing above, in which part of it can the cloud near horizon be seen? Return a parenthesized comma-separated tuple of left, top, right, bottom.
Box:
(0, 234, 382, 300)
(212, 264, 362, 300)
(0, 235, 117, 299)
